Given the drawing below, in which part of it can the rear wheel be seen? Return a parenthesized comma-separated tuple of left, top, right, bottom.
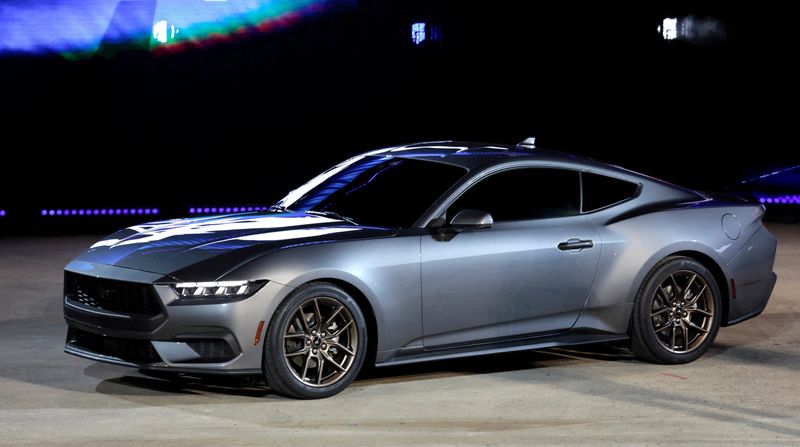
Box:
(631, 257, 721, 364)
(263, 282, 367, 399)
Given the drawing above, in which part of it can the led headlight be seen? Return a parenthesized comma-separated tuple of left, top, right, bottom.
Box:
(173, 280, 267, 299)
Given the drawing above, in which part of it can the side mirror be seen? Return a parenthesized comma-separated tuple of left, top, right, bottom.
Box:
(449, 209, 493, 230)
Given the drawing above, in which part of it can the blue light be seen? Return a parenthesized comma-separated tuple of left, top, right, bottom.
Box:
(37, 207, 160, 216)
(189, 205, 267, 215)
(738, 164, 800, 185)
(756, 194, 800, 206)
(0, 0, 355, 58)
(0, 210, 6, 217)
(411, 22, 426, 45)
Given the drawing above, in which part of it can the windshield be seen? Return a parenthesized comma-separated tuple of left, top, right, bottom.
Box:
(276, 155, 467, 227)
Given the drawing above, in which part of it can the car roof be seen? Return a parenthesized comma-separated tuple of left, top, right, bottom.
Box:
(369, 141, 703, 198)
(371, 140, 622, 173)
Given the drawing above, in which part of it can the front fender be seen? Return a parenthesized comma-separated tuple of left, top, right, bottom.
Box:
(221, 236, 422, 356)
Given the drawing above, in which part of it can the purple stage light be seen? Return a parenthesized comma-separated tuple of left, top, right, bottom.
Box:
(0, 210, 6, 217)
(37, 206, 160, 216)
(190, 205, 269, 214)
(759, 195, 800, 205)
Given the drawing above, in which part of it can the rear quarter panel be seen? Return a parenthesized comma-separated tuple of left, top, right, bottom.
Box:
(575, 201, 766, 334)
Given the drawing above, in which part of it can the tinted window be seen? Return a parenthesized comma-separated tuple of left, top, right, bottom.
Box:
(279, 156, 466, 227)
(581, 172, 639, 212)
(448, 168, 580, 221)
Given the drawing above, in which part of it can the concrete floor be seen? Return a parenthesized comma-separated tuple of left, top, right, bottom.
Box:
(1, 225, 798, 446)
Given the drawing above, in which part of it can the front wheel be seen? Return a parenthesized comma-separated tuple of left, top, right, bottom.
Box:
(263, 282, 367, 399)
(631, 257, 722, 364)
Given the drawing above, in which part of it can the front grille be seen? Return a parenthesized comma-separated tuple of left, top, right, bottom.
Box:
(184, 340, 237, 363)
(67, 327, 162, 364)
(64, 272, 163, 317)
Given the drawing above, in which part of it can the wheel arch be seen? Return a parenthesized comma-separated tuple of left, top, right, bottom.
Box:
(294, 277, 379, 369)
(625, 247, 730, 334)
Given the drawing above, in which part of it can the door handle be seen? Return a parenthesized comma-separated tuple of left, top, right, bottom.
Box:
(558, 238, 594, 251)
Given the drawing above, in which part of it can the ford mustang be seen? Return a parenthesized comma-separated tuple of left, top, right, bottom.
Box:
(63, 140, 777, 398)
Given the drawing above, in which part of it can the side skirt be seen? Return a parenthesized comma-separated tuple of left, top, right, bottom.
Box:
(374, 332, 630, 367)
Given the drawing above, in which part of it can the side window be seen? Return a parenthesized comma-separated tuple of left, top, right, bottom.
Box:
(448, 168, 580, 221)
(581, 172, 639, 212)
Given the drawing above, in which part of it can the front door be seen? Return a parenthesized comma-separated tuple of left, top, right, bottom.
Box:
(421, 167, 600, 348)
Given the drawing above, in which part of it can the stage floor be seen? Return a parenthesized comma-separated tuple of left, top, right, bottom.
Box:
(1, 225, 799, 446)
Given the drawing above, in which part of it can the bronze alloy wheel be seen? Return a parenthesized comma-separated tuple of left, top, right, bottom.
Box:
(631, 256, 722, 364)
(282, 296, 359, 387)
(649, 270, 715, 354)
(264, 282, 368, 399)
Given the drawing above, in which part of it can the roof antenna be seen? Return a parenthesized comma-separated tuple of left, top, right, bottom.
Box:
(517, 137, 536, 149)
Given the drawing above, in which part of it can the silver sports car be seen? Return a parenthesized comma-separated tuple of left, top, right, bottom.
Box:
(64, 140, 777, 398)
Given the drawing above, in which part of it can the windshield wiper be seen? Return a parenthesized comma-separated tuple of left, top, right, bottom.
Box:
(306, 210, 359, 226)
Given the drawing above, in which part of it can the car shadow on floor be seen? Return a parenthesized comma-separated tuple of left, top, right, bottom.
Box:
(93, 342, 636, 398)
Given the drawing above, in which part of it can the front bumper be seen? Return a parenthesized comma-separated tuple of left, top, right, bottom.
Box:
(63, 260, 293, 375)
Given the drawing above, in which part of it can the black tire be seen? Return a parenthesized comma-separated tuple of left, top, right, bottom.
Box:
(263, 281, 367, 399)
(631, 256, 722, 364)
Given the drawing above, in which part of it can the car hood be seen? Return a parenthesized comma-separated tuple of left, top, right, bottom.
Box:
(74, 212, 396, 280)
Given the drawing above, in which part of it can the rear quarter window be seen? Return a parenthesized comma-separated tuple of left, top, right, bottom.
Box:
(582, 172, 639, 212)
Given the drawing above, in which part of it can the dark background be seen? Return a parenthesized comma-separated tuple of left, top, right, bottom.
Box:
(1, 1, 797, 232)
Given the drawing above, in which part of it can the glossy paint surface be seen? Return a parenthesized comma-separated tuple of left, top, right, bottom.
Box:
(63, 141, 778, 373)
